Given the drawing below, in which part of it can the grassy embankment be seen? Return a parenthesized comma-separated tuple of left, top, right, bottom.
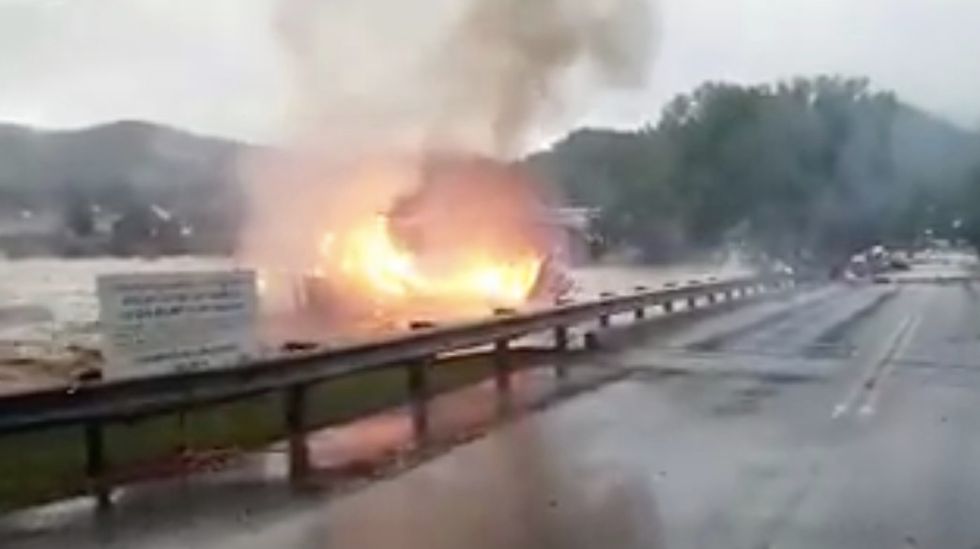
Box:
(0, 351, 520, 512)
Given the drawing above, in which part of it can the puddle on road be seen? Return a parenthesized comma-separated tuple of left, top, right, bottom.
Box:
(710, 376, 815, 417)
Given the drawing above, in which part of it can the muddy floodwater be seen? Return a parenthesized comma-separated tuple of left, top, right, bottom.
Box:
(0, 257, 235, 345)
(0, 256, 748, 388)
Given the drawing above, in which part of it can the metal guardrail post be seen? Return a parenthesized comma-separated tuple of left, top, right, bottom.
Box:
(553, 296, 573, 351)
(634, 286, 648, 320)
(663, 300, 674, 313)
(285, 384, 309, 486)
(707, 291, 717, 305)
(494, 338, 512, 395)
(408, 357, 431, 445)
(687, 295, 698, 309)
(406, 316, 438, 444)
(554, 325, 569, 352)
(584, 331, 600, 350)
(554, 325, 569, 378)
(599, 293, 614, 327)
(492, 309, 515, 412)
(84, 422, 111, 511)
(494, 338, 514, 416)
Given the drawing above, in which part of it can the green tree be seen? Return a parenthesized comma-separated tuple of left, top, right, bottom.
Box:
(527, 76, 979, 267)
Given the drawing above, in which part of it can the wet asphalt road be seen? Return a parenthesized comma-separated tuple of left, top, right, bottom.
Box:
(6, 271, 980, 548)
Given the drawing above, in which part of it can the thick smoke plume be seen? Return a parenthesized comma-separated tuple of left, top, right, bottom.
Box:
(242, 0, 655, 314)
(275, 0, 654, 156)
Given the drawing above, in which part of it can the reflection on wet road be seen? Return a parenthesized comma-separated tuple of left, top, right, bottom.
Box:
(6, 274, 980, 548)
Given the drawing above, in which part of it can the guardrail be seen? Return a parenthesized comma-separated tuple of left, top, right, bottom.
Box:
(877, 274, 978, 285)
(0, 273, 793, 511)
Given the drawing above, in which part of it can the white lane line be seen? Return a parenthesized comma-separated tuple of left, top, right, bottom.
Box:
(832, 316, 910, 418)
(832, 315, 916, 419)
(857, 315, 920, 418)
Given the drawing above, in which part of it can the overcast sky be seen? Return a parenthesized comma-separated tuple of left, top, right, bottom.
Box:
(1, 0, 979, 143)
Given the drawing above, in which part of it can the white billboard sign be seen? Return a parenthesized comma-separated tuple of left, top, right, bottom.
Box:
(97, 270, 259, 376)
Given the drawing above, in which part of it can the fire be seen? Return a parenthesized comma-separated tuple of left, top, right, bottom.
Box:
(316, 213, 543, 315)
(243, 153, 563, 325)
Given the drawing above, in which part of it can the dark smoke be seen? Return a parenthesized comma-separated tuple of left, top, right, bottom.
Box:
(274, 0, 655, 156)
(434, 0, 654, 154)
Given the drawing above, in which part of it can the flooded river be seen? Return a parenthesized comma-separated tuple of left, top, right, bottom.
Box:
(0, 256, 749, 391)
(0, 257, 748, 345)
(0, 257, 235, 346)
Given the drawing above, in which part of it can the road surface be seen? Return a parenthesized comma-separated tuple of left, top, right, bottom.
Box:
(5, 272, 980, 548)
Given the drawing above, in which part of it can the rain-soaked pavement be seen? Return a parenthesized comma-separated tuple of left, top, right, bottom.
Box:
(4, 262, 980, 548)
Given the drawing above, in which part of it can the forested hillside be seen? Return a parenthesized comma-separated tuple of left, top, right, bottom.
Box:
(528, 77, 980, 265)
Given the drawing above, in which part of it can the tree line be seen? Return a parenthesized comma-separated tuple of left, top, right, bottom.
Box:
(527, 76, 980, 268)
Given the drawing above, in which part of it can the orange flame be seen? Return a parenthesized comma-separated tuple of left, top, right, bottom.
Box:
(316, 214, 542, 315)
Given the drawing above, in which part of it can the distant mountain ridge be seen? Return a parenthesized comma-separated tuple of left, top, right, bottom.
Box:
(0, 120, 246, 205)
(0, 120, 249, 256)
